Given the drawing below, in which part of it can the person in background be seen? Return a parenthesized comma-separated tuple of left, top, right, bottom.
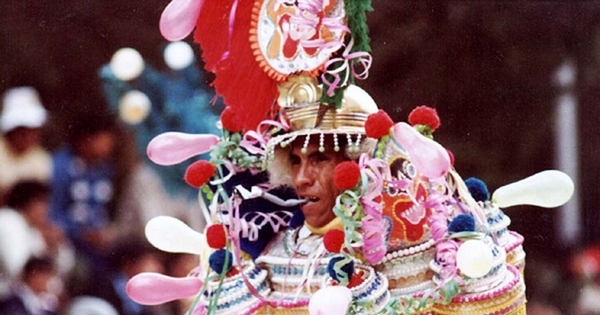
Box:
(49, 111, 120, 287)
(0, 181, 74, 299)
(0, 256, 60, 315)
(164, 253, 199, 315)
(80, 239, 170, 315)
(0, 87, 51, 201)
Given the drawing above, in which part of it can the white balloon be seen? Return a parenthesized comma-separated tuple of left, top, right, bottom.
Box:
(492, 170, 574, 208)
(456, 239, 494, 278)
(164, 41, 195, 70)
(145, 216, 206, 255)
(110, 48, 145, 81)
(308, 286, 353, 315)
(119, 90, 151, 124)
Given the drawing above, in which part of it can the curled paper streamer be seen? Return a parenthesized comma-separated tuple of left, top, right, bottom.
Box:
(492, 170, 574, 208)
(456, 239, 494, 278)
(145, 216, 206, 255)
(321, 39, 372, 97)
(392, 122, 451, 179)
(308, 286, 353, 315)
(126, 272, 202, 305)
(147, 132, 219, 165)
(160, 0, 204, 41)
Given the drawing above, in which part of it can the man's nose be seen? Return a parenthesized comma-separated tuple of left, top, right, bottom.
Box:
(294, 162, 314, 187)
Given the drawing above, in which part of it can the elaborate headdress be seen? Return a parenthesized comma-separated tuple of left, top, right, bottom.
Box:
(124, 1, 575, 315)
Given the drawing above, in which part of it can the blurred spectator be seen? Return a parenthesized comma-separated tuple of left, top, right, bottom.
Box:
(66, 296, 118, 315)
(0, 87, 51, 201)
(0, 181, 74, 298)
(80, 238, 170, 315)
(570, 245, 600, 315)
(115, 163, 205, 240)
(164, 253, 199, 315)
(49, 112, 120, 286)
(0, 256, 60, 315)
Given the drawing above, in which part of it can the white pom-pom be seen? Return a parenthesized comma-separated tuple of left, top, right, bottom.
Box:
(164, 41, 195, 70)
(308, 286, 353, 315)
(110, 48, 145, 81)
(119, 90, 151, 124)
(492, 170, 574, 208)
(456, 239, 494, 278)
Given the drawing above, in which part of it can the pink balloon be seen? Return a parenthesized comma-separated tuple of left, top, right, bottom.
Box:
(160, 0, 205, 41)
(392, 122, 451, 179)
(126, 272, 202, 305)
(147, 132, 219, 165)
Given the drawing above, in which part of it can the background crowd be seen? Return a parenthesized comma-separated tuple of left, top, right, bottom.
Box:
(0, 86, 200, 315)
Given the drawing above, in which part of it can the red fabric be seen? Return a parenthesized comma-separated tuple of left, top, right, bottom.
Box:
(408, 105, 441, 131)
(194, 0, 278, 132)
(365, 110, 394, 139)
(184, 160, 216, 188)
(333, 161, 361, 190)
(206, 224, 228, 249)
(347, 270, 364, 288)
(323, 229, 345, 253)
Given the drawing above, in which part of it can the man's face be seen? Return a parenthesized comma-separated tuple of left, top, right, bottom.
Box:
(5, 127, 41, 155)
(290, 137, 347, 228)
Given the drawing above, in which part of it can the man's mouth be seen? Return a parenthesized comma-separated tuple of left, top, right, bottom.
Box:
(302, 196, 320, 203)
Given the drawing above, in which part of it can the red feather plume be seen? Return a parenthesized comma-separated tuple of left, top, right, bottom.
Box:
(194, 0, 278, 132)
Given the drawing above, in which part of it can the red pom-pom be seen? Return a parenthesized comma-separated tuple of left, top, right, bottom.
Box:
(333, 161, 361, 190)
(408, 106, 441, 131)
(206, 224, 227, 249)
(365, 110, 394, 139)
(184, 161, 216, 188)
(220, 107, 243, 133)
(323, 229, 345, 253)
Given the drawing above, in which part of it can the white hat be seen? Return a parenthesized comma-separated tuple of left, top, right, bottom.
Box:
(1, 86, 48, 133)
(67, 296, 119, 315)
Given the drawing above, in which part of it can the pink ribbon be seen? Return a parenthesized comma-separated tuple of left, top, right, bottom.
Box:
(321, 39, 373, 96)
(240, 119, 290, 156)
(357, 154, 388, 264)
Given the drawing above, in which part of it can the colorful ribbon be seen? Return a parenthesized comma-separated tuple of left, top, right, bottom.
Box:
(321, 39, 373, 96)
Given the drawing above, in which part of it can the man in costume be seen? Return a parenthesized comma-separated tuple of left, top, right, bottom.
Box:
(123, 1, 575, 314)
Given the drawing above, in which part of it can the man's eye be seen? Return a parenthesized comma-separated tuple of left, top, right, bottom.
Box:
(290, 155, 300, 165)
(310, 153, 329, 163)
